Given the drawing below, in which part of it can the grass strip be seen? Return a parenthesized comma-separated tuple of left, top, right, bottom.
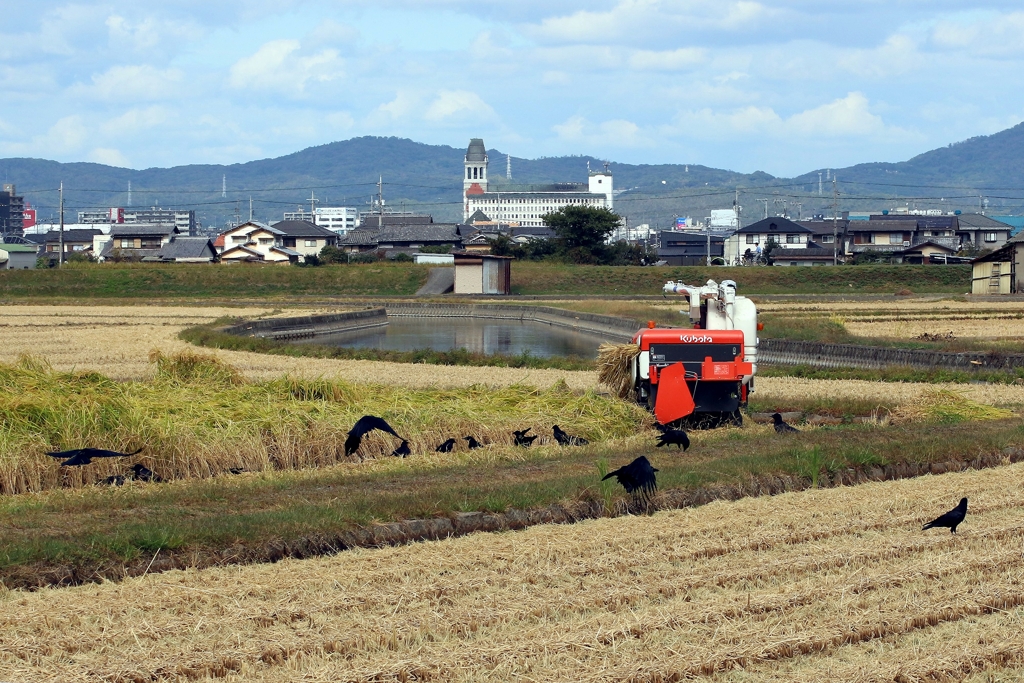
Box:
(179, 322, 596, 371)
(0, 262, 969, 301)
(1, 418, 1021, 587)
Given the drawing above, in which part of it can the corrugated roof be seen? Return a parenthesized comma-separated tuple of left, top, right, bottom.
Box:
(0, 244, 39, 253)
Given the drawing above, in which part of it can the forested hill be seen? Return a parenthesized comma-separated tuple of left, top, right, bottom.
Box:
(3, 123, 1023, 230)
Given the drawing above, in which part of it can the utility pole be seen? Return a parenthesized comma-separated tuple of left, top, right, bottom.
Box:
(58, 181, 64, 266)
(308, 191, 317, 219)
(127, 181, 131, 207)
(979, 195, 985, 215)
(377, 176, 384, 221)
(756, 198, 769, 219)
(818, 172, 822, 196)
(248, 196, 253, 222)
(222, 175, 226, 198)
(832, 176, 839, 266)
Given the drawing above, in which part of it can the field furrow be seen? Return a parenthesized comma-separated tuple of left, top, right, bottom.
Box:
(2, 462, 1024, 682)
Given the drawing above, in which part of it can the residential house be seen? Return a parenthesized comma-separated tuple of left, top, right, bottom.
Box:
(270, 220, 338, 260)
(152, 236, 218, 263)
(338, 222, 463, 256)
(955, 213, 1012, 251)
(97, 224, 180, 261)
(218, 222, 301, 264)
(43, 229, 102, 259)
(770, 246, 837, 267)
(461, 223, 556, 253)
(723, 217, 811, 265)
(656, 230, 729, 266)
(0, 243, 38, 269)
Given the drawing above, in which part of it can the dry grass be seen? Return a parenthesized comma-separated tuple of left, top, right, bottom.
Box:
(756, 375, 1024, 407)
(2, 462, 1023, 681)
(845, 317, 1024, 340)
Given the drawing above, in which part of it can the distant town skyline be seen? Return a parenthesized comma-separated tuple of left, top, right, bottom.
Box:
(2, 2, 1023, 176)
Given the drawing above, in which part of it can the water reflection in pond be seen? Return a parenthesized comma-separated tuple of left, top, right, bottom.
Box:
(301, 317, 611, 358)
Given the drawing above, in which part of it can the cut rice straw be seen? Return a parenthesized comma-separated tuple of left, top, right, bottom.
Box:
(597, 342, 640, 399)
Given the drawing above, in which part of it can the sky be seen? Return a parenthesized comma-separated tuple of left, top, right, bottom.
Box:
(1, 1, 1023, 177)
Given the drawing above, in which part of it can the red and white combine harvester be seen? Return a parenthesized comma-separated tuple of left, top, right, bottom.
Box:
(631, 279, 759, 427)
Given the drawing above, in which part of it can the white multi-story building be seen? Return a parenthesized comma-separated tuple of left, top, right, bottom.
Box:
(462, 138, 613, 226)
(314, 206, 357, 235)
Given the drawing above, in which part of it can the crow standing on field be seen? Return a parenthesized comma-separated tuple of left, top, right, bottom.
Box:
(922, 497, 968, 534)
(464, 436, 482, 450)
(436, 438, 456, 453)
(772, 413, 800, 433)
(391, 440, 411, 458)
(602, 456, 659, 504)
(130, 463, 161, 482)
(552, 425, 589, 446)
(344, 415, 403, 458)
(45, 447, 144, 467)
(654, 423, 690, 451)
(513, 428, 538, 447)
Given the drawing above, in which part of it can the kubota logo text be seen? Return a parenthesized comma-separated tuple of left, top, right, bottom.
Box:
(679, 334, 713, 343)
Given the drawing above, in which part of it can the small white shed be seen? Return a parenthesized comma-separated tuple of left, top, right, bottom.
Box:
(453, 251, 512, 295)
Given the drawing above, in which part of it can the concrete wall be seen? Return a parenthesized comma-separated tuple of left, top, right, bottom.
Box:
(222, 308, 388, 340)
(760, 337, 1024, 370)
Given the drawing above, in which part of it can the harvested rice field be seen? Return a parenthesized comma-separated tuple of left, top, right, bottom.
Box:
(2, 462, 1023, 682)
(0, 305, 599, 390)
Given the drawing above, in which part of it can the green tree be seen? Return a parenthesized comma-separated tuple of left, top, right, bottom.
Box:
(541, 205, 621, 264)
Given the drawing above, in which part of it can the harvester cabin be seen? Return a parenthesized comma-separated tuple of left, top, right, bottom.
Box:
(453, 251, 512, 295)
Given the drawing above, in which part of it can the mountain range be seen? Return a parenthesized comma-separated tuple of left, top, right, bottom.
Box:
(3, 122, 1024, 231)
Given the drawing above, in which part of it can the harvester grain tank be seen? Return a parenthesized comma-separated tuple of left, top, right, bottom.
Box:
(630, 279, 758, 425)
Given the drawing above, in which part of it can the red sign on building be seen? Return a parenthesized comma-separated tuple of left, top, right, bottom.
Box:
(22, 207, 36, 228)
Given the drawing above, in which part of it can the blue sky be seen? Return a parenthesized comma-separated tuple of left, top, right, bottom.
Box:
(1, 1, 1023, 176)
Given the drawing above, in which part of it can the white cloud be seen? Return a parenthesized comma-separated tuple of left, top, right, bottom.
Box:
(669, 93, 903, 141)
(89, 147, 131, 167)
(105, 14, 199, 53)
(542, 70, 571, 85)
(372, 91, 422, 121)
(75, 65, 184, 101)
(44, 116, 89, 154)
(787, 92, 885, 137)
(837, 35, 923, 78)
(553, 115, 652, 148)
(100, 107, 171, 135)
(424, 90, 496, 123)
(628, 48, 706, 71)
(229, 39, 343, 95)
(930, 11, 1024, 57)
(527, 0, 772, 45)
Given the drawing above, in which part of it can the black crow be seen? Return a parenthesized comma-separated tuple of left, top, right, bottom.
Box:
(553, 425, 589, 446)
(130, 464, 161, 482)
(922, 497, 968, 534)
(654, 423, 690, 450)
(772, 413, 800, 433)
(46, 447, 144, 467)
(464, 436, 482, 449)
(436, 438, 456, 453)
(513, 428, 538, 447)
(99, 474, 126, 486)
(391, 440, 411, 458)
(228, 467, 248, 475)
(345, 415, 402, 458)
(602, 455, 659, 504)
